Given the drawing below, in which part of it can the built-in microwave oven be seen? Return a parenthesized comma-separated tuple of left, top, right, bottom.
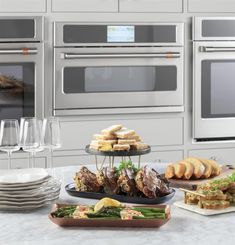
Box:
(53, 22, 184, 116)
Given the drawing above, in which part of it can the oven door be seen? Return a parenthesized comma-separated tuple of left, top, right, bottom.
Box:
(194, 41, 235, 140)
(0, 43, 43, 120)
(54, 47, 183, 115)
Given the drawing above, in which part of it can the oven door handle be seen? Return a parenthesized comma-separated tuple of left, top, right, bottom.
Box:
(0, 48, 38, 55)
(200, 46, 235, 53)
(63, 53, 181, 59)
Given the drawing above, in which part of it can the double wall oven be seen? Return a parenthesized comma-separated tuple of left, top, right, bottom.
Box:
(54, 22, 184, 115)
(193, 17, 235, 141)
(0, 16, 43, 121)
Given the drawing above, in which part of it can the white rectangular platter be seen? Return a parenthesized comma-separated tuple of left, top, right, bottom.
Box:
(174, 200, 235, 216)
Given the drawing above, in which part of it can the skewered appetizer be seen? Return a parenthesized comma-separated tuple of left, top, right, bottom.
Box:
(51, 198, 169, 220)
(89, 124, 149, 152)
(183, 172, 235, 209)
(165, 157, 222, 180)
(73, 161, 172, 199)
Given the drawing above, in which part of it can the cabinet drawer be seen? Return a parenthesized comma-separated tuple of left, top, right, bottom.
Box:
(59, 118, 183, 151)
(188, 0, 235, 12)
(52, 0, 118, 12)
(141, 150, 184, 164)
(0, 157, 46, 169)
(0, 0, 46, 12)
(120, 0, 183, 13)
(188, 148, 235, 165)
(53, 155, 93, 167)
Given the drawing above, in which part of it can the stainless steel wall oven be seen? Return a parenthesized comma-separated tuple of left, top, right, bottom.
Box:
(193, 17, 235, 141)
(54, 22, 184, 116)
(0, 16, 43, 121)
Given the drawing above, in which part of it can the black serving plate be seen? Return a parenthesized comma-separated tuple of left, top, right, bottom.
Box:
(65, 183, 175, 205)
(85, 145, 151, 157)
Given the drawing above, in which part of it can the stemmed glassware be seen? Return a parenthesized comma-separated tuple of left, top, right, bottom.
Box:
(20, 117, 44, 168)
(42, 117, 61, 170)
(0, 119, 20, 169)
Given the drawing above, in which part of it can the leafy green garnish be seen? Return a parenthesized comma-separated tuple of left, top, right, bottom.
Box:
(229, 171, 235, 182)
(117, 160, 139, 175)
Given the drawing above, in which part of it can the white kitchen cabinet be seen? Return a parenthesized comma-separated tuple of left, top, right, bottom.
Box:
(52, 154, 94, 167)
(0, 157, 46, 169)
(141, 150, 184, 164)
(52, 0, 118, 12)
(0, 0, 46, 12)
(119, 0, 183, 13)
(59, 117, 183, 151)
(188, 148, 235, 165)
(188, 0, 235, 12)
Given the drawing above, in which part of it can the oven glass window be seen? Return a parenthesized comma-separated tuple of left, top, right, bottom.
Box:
(202, 60, 235, 118)
(63, 66, 177, 93)
(0, 63, 35, 120)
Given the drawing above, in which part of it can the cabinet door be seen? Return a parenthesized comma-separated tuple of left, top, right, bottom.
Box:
(59, 118, 183, 151)
(119, 0, 183, 13)
(188, 148, 235, 165)
(0, 0, 46, 12)
(52, 0, 118, 12)
(188, 0, 235, 13)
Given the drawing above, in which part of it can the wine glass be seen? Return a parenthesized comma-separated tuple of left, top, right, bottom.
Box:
(42, 117, 61, 170)
(0, 119, 20, 169)
(20, 117, 44, 168)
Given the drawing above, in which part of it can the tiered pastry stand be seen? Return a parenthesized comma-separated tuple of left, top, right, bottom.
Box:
(85, 145, 151, 170)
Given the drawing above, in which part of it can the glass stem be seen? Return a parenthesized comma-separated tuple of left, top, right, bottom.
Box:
(28, 152, 31, 168)
(32, 152, 36, 168)
(7, 151, 12, 169)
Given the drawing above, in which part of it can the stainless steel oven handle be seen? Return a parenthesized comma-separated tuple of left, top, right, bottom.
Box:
(200, 46, 235, 53)
(0, 48, 38, 55)
(63, 53, 181, 59)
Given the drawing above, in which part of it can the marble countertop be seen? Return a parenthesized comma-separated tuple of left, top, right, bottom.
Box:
(0, 164, 234, 245)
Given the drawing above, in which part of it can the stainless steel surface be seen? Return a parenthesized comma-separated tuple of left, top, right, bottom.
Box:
(200, 46, 235, 52)
(0, 43, 44, 119)
(0, 16, 43, 42)
(54, 46, 184, 110)
(0, 49, 38, 55)
(54, 22, 184, 47)
(63, 52, 181, 59)
(193, 17, 235, 41)
(193, 39, 235, 139)
(53, 106, 184, 116)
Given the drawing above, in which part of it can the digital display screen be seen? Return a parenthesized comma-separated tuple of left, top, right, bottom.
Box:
(107, 26, 135, 43)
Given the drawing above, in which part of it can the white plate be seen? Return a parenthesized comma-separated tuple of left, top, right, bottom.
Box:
(174, 200, 235, 216)
(0, 168, 49, 184)
(0, 197, 59, 211)
(0, 195, 60, 206)
(0, 190, 61, 203)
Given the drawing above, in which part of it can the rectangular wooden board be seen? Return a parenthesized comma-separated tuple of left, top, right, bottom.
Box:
(168, 165, 234, 190)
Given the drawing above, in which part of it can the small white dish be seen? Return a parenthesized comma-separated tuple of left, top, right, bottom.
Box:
(174, 200, 235, 216)
(0, 168, 49, 184)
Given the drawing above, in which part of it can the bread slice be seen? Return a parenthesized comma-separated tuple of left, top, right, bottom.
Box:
(113, 144, 130, 151)
(207, 159, 222, 177)
(179, 161, 194, 180)
(165, 164, 175, 179)
(173, 163, 186, 179)
(201, 200, 230, 210)
(184, 157, 205, 179)
(93, 134, 117, 140)
(198, 159, 213, 179)
(131, 142, 149, 150)
(114, 129, 135, 139)
(101, 125, 123, 134)
(118, 139, 136, 145)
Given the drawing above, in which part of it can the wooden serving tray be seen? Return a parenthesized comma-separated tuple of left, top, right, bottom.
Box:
(49, 203, 171, 228)
(167, 165, 234, 190)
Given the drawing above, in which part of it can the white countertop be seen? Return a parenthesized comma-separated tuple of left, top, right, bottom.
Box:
(0, 164, 234, 245)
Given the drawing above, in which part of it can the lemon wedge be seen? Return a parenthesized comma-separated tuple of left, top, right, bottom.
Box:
(94, 198, 121, 213)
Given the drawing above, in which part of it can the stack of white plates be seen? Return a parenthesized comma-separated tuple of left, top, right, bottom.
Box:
(0, 168, 61, 211)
